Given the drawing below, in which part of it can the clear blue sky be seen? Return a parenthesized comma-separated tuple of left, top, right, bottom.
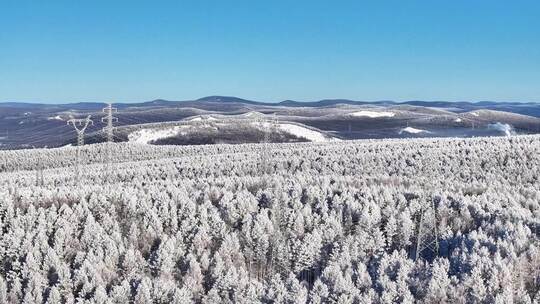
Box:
(1, 1, 539, 103)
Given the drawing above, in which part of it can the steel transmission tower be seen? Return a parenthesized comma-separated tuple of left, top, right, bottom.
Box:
(415, 197, 439, 261)
(101, 103, 118, 182)
(30, 145, 45, 186)
(67, 116, 93, 146)
(259, 114, 278, 174)
(102, 103, 118, 142)
(67, 116, 93, 184)
(257, 117, 269, 173)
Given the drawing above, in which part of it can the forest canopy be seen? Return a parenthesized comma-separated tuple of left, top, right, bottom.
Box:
(0, 135, 539, 303)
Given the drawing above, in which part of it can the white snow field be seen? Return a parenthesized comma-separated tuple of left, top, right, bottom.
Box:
(128, 126, 183, 144)
(187, 115, 218, 121)
(350, 110, 395, 118)
(399, 126, 431, 134)
(278, 123, 337, 142)
(47, 115, 64, 121)
(242, 111, 265, 118)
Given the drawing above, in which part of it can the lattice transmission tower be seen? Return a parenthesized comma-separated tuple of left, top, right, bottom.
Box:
(67, 116, 93, 146)
(259, 114, 279, 174)
(415, 196, 439, 261)
(67, 115, 93, 184)
(101, 103, 118, 182)
(102, 103, 118, 142)
(31, 145, 45, 186)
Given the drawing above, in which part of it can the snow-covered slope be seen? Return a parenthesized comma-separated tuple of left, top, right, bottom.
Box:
(350, 110, 395, 118)
(126, 119, 338, 145)
(241, 111, 265, 118)
(47, 115, 63, 121)
(278, 123, 337, 142)
(128, 126, 183, 144)
(187, 115, 218, 121)
(399, 127, 431, 134)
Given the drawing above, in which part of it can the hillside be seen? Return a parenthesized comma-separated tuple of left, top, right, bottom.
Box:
(0, 135, 539, 302)
(114, 118, 338, 145)
(1, 98, 540, 149)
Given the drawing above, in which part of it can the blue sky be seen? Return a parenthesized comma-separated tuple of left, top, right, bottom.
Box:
(1, 1, 539, 103)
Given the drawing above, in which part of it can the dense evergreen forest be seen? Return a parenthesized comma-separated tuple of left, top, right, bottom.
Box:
(0, 135, 539, 303)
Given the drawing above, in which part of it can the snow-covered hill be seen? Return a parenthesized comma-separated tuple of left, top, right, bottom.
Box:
(1, 98, 540, 149)
(278, 123, 338, 142)
(123, 119, 338, 145)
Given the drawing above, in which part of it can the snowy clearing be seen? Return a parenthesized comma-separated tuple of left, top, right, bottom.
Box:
(188, 116, 217, 121)
(278, 124, 336, 142)
(242, 111, 264, 117)
(47, 115, 63, 121)
(128, 126, 183, 144)
(399, 127, 431, 134)
(350, 111, 395, 118)
(454, 118, 462, 122)
(471, 112, 480, 117)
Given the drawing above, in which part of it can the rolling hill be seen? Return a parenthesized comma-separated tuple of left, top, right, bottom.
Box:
(1, 97, 539, 149)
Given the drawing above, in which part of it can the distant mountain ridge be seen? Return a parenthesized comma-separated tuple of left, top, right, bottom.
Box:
(2, 95, 539, 106)
(2, 96, 540, 118)
(154, 96, 540, 117)
(2, 95, 540, 149)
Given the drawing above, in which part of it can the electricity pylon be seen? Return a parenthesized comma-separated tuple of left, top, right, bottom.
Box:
(415, 196, 439, 261)
(67, 116, 93, 184)
(263, 114, 277, 144)
(67, 116, 93, 146)
(101, 103, 118, 182)
(259, 114, 278, 174)
(31, 145, 47, 186)
(101, 103, 118, 142)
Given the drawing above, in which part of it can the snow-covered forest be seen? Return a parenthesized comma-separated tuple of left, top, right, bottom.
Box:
(0, 135, 539, 303)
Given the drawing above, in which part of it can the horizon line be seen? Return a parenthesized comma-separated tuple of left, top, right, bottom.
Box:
(1, 96, 539, 105)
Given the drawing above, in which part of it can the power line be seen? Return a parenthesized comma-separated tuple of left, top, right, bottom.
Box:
(67, 115, 93, 184)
